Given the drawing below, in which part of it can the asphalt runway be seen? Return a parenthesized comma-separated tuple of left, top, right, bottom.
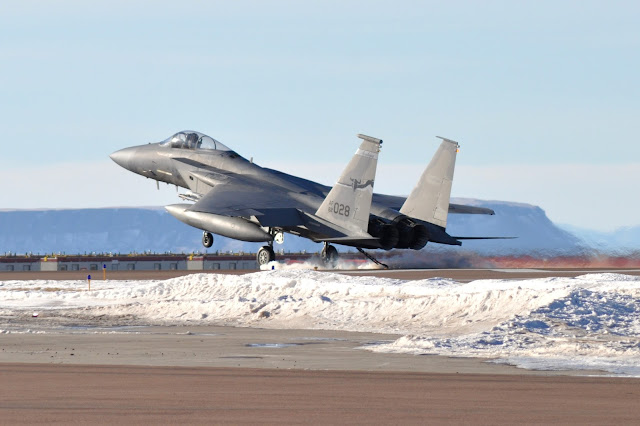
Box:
(2, 266, 640, 282)
(2, 364, 639, 424)
(2, 268, 640, 424)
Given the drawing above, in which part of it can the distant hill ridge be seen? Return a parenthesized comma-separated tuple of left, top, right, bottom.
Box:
(0, 199, 595, 256)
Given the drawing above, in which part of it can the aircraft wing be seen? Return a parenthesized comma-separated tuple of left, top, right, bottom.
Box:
(187, 176, 310, 227)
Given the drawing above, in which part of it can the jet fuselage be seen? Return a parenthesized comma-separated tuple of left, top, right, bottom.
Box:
(111, 131, 493, 257)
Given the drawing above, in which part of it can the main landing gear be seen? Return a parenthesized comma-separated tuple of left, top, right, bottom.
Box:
(257, 241, 339, 268)
(257, 229, 280, 267)
(321, 243, 338, 267)
(202, 232, 214, 248)
(257, 245, 276, 266)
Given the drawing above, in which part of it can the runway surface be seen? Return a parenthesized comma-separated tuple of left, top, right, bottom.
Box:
(2, 363, 639, 424)
(0, 324, 593, 375)
(2, 267, 639, 423)
(3, 266, 640, 282)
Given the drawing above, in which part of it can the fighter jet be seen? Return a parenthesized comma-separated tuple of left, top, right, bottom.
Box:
(110, 131, 494, 267)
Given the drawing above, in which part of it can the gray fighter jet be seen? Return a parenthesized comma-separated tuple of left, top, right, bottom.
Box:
(110, 131, 494, 267)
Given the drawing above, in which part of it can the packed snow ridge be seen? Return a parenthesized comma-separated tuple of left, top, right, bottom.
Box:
(1, 271, 639, 376)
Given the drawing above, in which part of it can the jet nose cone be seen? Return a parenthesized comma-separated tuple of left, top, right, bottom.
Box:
(109, 147, 134, 170)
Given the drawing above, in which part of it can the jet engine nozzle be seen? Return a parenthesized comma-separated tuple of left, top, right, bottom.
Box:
(367, 218, 400, 250)
(393, 218, 429, 250)
(409, 223, 429, 250)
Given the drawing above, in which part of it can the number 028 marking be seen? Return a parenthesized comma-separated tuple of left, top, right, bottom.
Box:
(330, 202, 350, 217)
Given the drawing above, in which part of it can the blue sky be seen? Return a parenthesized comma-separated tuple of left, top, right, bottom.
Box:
(1, 1, 638, 230)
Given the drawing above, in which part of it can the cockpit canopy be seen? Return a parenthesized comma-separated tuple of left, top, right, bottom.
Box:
(160, 131, 231, 151)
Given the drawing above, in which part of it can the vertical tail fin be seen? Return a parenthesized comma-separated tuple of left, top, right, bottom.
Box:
(316, 134, 382, 234)
(400, 136, 459, 229)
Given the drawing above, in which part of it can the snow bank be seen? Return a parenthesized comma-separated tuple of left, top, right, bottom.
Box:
(1, 271, 639, 375)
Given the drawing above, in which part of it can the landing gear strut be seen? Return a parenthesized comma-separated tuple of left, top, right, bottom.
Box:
(321, 243, 338, 267)
(258, 228, 277, 267)
(202, 232, 214, 248)
(357, 247, 389, 269)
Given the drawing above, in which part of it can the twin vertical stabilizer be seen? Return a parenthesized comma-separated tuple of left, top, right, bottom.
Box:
(400, 137, 459, 229)
(315, 134, 382, 235)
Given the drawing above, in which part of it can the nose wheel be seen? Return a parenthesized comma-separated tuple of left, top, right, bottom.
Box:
(257, 246, 276, 266)
(321, 243, 338, 267)
(202, 232, 214, 248)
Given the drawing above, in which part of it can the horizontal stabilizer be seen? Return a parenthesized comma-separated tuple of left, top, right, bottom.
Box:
(452, 236, 517, 240)
(448, 203, 495, 215)
(319, 236, 379, 243)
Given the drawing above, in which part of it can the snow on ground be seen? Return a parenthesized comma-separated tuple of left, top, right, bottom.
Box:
(1, 271, 639, 376)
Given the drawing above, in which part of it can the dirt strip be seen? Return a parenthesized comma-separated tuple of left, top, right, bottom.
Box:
(1, 363, 638, 425)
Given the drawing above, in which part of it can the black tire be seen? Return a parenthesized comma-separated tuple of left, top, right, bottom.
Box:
(202, 232, 214, 248)
(257, 246, 276, 266)
(321, 244, 338, 267)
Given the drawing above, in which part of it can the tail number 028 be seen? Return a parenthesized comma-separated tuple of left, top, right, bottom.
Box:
(329, 202, 350, 217)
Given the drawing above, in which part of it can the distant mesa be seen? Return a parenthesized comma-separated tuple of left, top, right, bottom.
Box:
(0, 199, 635, 258)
